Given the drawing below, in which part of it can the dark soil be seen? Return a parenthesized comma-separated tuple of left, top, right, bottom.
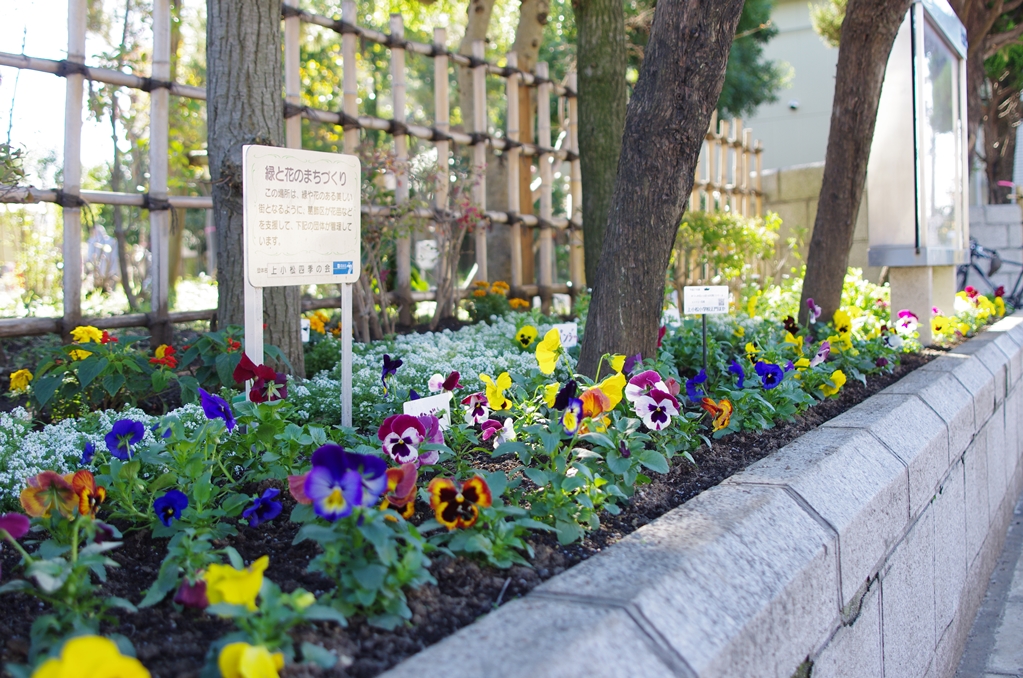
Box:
(0, 349, 938, 677)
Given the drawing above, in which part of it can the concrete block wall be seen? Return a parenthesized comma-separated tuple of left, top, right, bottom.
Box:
(967, 204, 1023, 296)
(381, 314, 1023, 678)
(760, 163, 880, 284)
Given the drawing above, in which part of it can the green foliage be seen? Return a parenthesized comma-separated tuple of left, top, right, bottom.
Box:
(810, 0, 846, 48)
(0, 144, 26, 186)
(718, 0, 791, 118)
(669, 210, 780, 294)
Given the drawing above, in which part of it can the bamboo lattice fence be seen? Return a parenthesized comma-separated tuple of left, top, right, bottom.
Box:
(0, 0, 763, 339)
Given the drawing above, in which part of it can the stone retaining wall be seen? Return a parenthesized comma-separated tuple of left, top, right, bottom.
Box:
(382, 315, 1023, 678)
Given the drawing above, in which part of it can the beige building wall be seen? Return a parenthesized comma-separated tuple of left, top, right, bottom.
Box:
(745, 0, 838, 170)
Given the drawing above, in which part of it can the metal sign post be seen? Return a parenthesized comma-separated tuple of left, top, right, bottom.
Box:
(242, 145, 361, 426)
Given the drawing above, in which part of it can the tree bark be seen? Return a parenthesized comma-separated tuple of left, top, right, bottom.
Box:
(576, 0, 745, 377)
(207, 0, 305, 375)
(984, 70, 1021, 203)
(573, 0, 627, 287)
(798, 0, 911, 324)
(457, 0, 496, 131)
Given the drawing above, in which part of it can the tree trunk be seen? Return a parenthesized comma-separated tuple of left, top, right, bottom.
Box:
(457, 0, 496, 131)
(798, 0, 911, 324)
(207, 0, 305, 375)
(576, 0, 745, 377)
(984, 73, 1021, 204)
(573, 0, 627, 287)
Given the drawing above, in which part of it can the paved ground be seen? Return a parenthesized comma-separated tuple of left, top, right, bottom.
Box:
(957, 494, 1023, 678)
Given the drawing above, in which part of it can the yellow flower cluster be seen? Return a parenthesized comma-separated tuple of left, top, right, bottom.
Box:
(490, 281, 510, 296)
(69, 325, 103, 361)
(472, 289, 488, 298)
(33, 636, 150, 678)
(820, 369, 846, 397)
(9, 368, 32, 393)
(509, 298, 531, 311)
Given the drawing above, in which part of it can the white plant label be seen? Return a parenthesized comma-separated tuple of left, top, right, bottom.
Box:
(402, 392, 453, 429)
(300, 318, 311, 343)
(243, 145, 361, 287)
(684, 286, 729, 315)
(554, 322, 578, 348)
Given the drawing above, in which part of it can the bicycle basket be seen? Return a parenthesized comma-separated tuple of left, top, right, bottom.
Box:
(989, 251, 1003, 276)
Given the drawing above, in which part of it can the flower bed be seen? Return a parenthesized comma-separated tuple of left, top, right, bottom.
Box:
(0, 276, 1004, 676)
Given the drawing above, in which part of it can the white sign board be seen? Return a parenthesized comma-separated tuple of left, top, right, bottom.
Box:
(243, 145, 361, 287)
(553, 322, 578, 348)
(403, 392, 453, 429)
(684, 286, 729, 315)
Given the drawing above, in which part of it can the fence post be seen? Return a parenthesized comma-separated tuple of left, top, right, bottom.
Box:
(506, 52, 522, 292)
(755, 140, 763, 217)
(471, 39, 488, 283)
(742, 128, 753, 217)
(433, 27, 451, 317)
(567, 71, 584, 295)
(716, 118, 727, 212)
(391, 14, 412, 325)
(341, 1, 359, 156)
(536, 62, 553, 314)
(148, 0, 171, 345)
(61, 0, 86, 340)
(706, 111, 717, 213)
(284, 0, 301, 149)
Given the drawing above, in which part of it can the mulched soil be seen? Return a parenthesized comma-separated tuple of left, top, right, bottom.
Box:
(0, 349, 938, 677)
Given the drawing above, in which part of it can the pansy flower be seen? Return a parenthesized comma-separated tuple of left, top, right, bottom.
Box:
(199, 387, 237, 431)
(820, 369, 847, 397)
(80, 441, 96, 466)
(561, 398, 584, 434)
(745, 342, 760, 363)
(543, 382, 560, 408)
(481, 418, 516, 447)
(783, 316, 799, 335)
(596, 371, 627, 410)
(250, 365, 287, 403)
(685, 369, 707, 402)
(205, 556, 269, 612)
(883, 332, 903, 350)
(622, 353, 643, 375)
(664, 377, 681, 397)
(609, 354, 627, 373)
(154, 489, 188, 527)
(746, 291, 761, 318)
(105, 419, 145, 460)
(807, 298, 822, 323)
(580, 387, 611, 419)
(232, 352, 259, 383)
(833, 309, 852, 335)
(429, 371, 462, 392)
(700, 398, 733, 432)
(633, 388, 680, 431)
(755, 361, 784, 390)
(515, 325, 538, 348)
(9, 368, 31, 393)
(931, 315, 950, 335)
(624, 370, 669, 405)
(729, 360, 746, 388)
(416, 414, 444, 463)
(657, 325, 667, 348)
(784, 331, 804, 355)
(876, 357, 889, 368)
(0, 512, 30, 541)
(408, 389, 422, 400)
(378, 414, 427, 466)
(34, 636, 149, 678)
(20, 471, 76, 518)
(810, 340, 830, 365)
(149, 344, 178, 369)
(895, 310, 918, 334)
(218, 642, 284, 678)
(380, 463, 418, 519)
(462, 392, 490, 425)
(535, 328, 562, 375)
(552, 380, 578, 410)
(380, 354, 403, 395)
(174, 579, 209, 609)
(303, 444, 387, 521)
(428, 476, 493, 530)
(68, 470, 106, 518)
(479, 372, 512, 410)
(242, 488, 282, 528)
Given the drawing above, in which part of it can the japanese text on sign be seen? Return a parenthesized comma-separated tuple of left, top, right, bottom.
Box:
(243, 146, 361, 287)
(683, 286, 729, 315)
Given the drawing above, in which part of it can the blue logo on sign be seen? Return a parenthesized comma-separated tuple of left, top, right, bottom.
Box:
(333, 261, 354, 275)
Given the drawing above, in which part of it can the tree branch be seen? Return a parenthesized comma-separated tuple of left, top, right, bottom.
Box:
(984, 19, 1023, 59)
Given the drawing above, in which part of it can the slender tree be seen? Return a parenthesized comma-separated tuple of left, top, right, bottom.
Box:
(577, 0, 746, 376)
(798, 0, 911, 324)
(207, 0, 304, 374)
(573, 0, 627, 286)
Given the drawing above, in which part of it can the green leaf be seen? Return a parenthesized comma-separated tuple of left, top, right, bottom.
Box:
(636, 449, 669, 474)
(523, 468, 550, 487)
(102, 373, 126, 398)
(303, 606, 348, 626)
(206, 603, 246, 618)
(215, 352, 239, 388)
(224, 546, 244, 569)
(77, 356, 109, 388)
(107, 596, 137, 612)
(352, 564, 387, 591)
(301, 642, 340, 668)
(0, 579, 32, 594)
(32, 374, 61, 407)
(554, 520, 582, 545)
(579, 432, 615, 449)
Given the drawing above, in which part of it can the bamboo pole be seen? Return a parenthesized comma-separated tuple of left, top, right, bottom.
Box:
(432, 27, 452, 320)
(716, 119, 727, 212)
(566, 71, 584, 293)
(341, 1, 359, 155)
(149, 0, 171, 344)
(471, 39, 488, 283)
(391, 14, 412, 325)
(755, 141, 763, 217)
(536, 62, 553, 314)
(61, 0, 86, 339)
(284, 0, 301, 148)
(506, 52, 522, 291)
(706, 111, 718, 213)
(742, 128, 753, 217)
(730, 118, 741, 214)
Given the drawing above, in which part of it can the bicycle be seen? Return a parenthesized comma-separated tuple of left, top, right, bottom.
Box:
(956, 237, 1023, 307)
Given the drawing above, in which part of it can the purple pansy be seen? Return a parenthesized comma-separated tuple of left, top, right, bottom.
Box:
(199, 387, 236, 431)
(80, 441, 95, 466)
(729, 360, 745, 388)
(381, 354, 403, 394)
(105, 419, 145, 460)
(625, 370, 669, 405)
(807, 298, 822, 323)
(242, 488, 282, 528)
(685, 369, 707, 402)
(810, 341, 831, 367)
(303, 444, 387, 521)
(633, 389, 680, 431)
(378, 414, 427, 466)
(153, 490, 188, 527)
(461, 392, 490, 425)
(553, 380, 578, 410)
(755, 361, 785, 390)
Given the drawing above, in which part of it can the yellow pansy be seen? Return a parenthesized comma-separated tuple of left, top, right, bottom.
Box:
(70, 325, 103, 344)
(33, 636, 150, 678)
(746, 291, 761, 318)
(515, 325, 538, 348)
(204, 555, 269, 612)
(833, 309, 852, 334)
(218, 642, 285, 678)
(543, 382, 560, 408)
(596, 371, 627, 411)
(479, 372, 512, 410)
(931, 315, 949, 335)
(535, 328, 562, 375)
(995, 296, 1006, 316)
(957, 322, 970, 336)
(827, 332, 853, 353)
(9, 368, 32, 393)
(783, 332, 804, 355)
(609, 354, 626, 373)
(733, 326, 745, 338)
(745, 342, 759, 362)
(793, 357, 810, 372)
(820, 369, 846, 397)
